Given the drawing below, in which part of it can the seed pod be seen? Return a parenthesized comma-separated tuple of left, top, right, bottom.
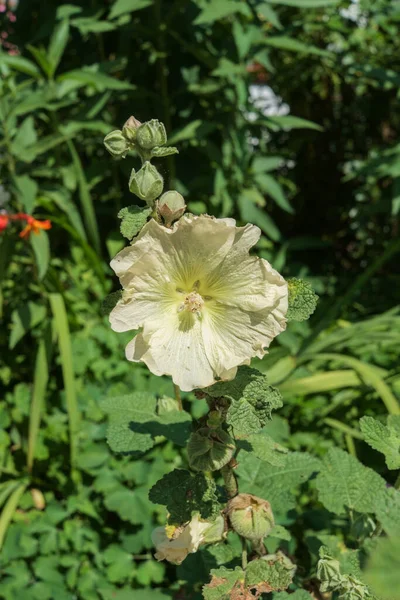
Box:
(158, 191, 186, 226)
(136, 119, 167, 150)
(187, 427, 235, 472)
(129, 162, 164, 205)
(226, 493, 274, 540)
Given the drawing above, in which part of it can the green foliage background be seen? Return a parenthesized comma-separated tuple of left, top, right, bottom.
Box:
(0, 0, 399, 598)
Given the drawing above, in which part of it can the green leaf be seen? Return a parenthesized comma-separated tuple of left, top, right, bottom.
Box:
(0, 482, 28, 550)
(194, 0, 251, 25)
(279, 370, 361, 396)
(245, 553, 295, 592)
(149, 469, 219, 524)
(151, 146, 179, 157)
(102, 393, 192, 453)
(207, 366, 283, 436)
(364, 537, 400, 600)
(238, 431, 288, 466)
(0, 54, 40, 77)
(360, 416, 400, 469)
(273, 592, 314, 600)
(167, 120, 203, 144)
(117, 205, 152, 240)
(315, 448, 387, 516)
(374, 487, 400, 537)
(49, 294, 80, 471)
(14, 174, 38, 213)
(47, 20, 70, 77)
(71, 18, 117, 34)
(9, 302, 47, 349)
(252, 156, 284, 173)
(257, 4, 282, 29)
(109, 0, 154, 19)
(58, 68, 135, 92)
(30, 230, 50, 280)
(236, 451, 321, 513)
(238, 192, 281, 241)
(264, 36, 331, 57)
(105, 486, 150, 525)
(67, 140, 101, 254)
(202, 566, 244, 600)
(269, 0, 340, 6)
(287, 278, 319, 321)
(255, 173, 293, 214)
(261, 114, 323, 132)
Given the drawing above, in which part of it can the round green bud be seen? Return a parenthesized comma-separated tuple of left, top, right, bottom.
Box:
(187, 427, 235, 472)
(122, 115, 142, 143)
(129, 162, 164, 205)
(158, 191, 186, 226)
(104, 130, 130, 159)
(226, 493, 274, 541)
(136, 119, 167, 151)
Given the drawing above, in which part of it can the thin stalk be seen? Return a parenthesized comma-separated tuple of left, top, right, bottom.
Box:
(323, 418, 364, 440)
(345, 433, 356, 457)
(221, 464, 238, 499)
(174, 383, 183, 411)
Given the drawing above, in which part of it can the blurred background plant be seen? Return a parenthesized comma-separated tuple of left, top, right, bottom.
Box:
(0, 0, 399, 598)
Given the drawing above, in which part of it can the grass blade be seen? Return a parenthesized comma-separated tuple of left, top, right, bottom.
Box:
(309, 353, 400, 415)
(49, 293, 80, 472)
(279, 370, 361, 396)
(0, 482, 27, 550)
(27, 327, 52, 472)
(67, 139, 101, 254)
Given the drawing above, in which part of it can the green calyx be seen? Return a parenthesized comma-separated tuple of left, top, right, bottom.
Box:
(226, 493, 274, 541)
(286, 277, 318, 322)
(187, 427, 235, 472)
(136, 119, 167, 151)
(104, 130, 131, 159)
(129, 162, 164, 206)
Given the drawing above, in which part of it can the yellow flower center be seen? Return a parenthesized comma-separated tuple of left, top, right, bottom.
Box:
(179, 291, 204, 314)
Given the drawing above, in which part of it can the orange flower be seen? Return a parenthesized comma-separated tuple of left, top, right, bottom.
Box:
(0, 214, 9, 232)
(19, 215, 52, 239)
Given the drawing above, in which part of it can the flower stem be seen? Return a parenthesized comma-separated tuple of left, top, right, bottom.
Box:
(241, 537, 248, 569)
(174, 383, 183, 411)
(221, 463, 238, 499)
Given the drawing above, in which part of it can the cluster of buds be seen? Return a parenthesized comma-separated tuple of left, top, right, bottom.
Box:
(104, 115, 185, 222)
(104, 116, 176, 163)
(0, 212, 51, 239)
(317, 548, 372, 599)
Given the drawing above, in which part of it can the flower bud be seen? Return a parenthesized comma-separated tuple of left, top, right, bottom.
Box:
(122, 115, 142, 143)
(104, 130, 130, 159)
(129, 162, 164, 205)
(158, 191, 186, 226)
(317, 550, 343, 592)
(187, 427, 235, 472)
(226, 493, 274, 541)
(136, 119, 167, 150)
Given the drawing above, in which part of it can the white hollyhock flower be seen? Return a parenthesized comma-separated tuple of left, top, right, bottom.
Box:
(152, 514, 222, 565)
(110, 215, 288, 391)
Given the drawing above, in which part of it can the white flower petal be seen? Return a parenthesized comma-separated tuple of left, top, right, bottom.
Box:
(110, 215, 289, 391)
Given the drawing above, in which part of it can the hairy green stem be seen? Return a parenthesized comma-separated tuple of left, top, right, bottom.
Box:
(221, 463, 238, 499)
(241, 537, 248, 569)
